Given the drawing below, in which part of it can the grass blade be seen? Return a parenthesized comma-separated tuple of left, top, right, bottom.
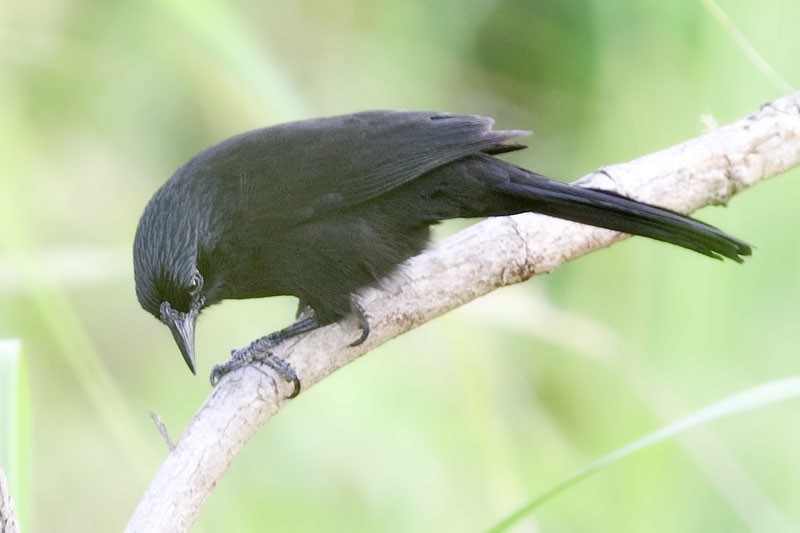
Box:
(489, 376, 800, 533)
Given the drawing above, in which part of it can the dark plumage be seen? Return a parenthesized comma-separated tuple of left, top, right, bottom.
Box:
(133, 110, 751, 378)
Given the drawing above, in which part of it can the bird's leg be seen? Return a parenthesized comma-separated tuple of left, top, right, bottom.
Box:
(209, 313, 321, 397)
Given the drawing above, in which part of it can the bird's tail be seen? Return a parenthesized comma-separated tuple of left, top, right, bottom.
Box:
(493, 172, 751, 262)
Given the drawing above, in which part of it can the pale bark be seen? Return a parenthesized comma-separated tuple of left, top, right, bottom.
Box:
(0, 461, 19, 533)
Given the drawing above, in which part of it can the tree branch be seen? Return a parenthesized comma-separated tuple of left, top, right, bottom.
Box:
(0, 460, 19, 533)
(126, 93, 800, 533)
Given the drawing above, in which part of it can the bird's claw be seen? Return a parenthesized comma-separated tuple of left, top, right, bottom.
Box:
(209, 364, 227, 387)
(261, 353, 301, 398)
(349, 301, 370, 347)
(209, 349, 253, 386)
(350, 321, 369, 347)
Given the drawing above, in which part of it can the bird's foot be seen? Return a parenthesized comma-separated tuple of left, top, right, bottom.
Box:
(209, 340, 301, 398)
(209, 316, 319, 394)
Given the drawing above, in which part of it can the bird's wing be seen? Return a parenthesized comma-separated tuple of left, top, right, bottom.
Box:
(193, 110, 530, 223)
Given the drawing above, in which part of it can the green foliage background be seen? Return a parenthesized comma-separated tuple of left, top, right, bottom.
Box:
(1, 0, 799, 531)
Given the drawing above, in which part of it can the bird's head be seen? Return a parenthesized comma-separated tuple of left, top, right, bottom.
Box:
(133, 181, 212, 375)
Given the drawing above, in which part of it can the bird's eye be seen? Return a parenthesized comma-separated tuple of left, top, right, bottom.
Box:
(188, 271, 204, 295)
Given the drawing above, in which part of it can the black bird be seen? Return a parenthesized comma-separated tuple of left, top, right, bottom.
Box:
(133, 110, 750, 390)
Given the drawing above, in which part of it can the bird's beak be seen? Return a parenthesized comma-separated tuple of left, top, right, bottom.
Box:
(160, 301, 198, 375)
